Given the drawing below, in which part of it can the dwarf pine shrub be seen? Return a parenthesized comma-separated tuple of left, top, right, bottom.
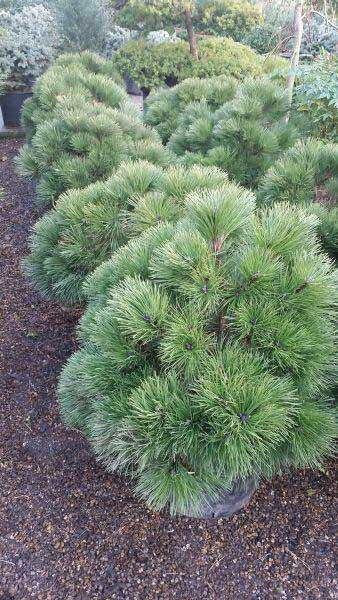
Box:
(24, 162, 227, 306)
(166, 79, 297, 188)
(258, 139, 338, 262)
(54, 50, 110, 74)
(145, 75, 236, 144)
(257, 139, 338, 206)
(16, 97, 166, 206)
(21, 56, 126, 140)
(59, 185, 338, 516)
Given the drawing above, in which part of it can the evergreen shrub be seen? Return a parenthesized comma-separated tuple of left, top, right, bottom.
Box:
(258, 139, 338, 262)
(194, 0, 262, 41)
(111, 36, 266, 94)
(167, 78, 297, 188)
(21, 53, 124, 140)
(145, 75, 236, 144)
(24, 162, 227, 305)
(16, 97, 164, 206)
(59, 186, 338, 516)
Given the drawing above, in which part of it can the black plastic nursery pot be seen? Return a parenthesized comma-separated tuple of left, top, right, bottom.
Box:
(0, 90, 33, 128)
(183, 477, 258, 519)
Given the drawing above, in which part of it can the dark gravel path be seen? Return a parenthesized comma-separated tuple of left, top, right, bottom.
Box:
(0, 139, 337, 600)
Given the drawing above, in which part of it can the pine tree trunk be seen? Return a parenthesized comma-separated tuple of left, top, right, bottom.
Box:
(284, 1, 304, 123)
(184, 7, 199, 59)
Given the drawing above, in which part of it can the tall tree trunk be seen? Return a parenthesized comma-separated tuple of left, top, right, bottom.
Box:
(284, 1, 304, 123)
(184, 7, 199, 59)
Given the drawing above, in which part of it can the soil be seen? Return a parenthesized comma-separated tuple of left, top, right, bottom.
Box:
(0, 139, 337, 600)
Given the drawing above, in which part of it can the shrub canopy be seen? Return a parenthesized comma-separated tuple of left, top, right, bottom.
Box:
(167, 78, 297, 188)
(258, 139, 338, 262)
(17, 98, 164, 206)
(59, 185, 338, 516)
(112, 36, 266, 93)
(145, 75, 236, 144)
(24, 162, 226, 306)
(21, 61, 125, 141)
(113, 0, 261, 41)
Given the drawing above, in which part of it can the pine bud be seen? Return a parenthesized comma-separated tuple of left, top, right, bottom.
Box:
(239, 413, 250, 424)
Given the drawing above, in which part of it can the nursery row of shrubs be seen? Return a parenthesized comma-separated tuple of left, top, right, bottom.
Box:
(16, 52, 172, 206)
(20, 52, 338, 517)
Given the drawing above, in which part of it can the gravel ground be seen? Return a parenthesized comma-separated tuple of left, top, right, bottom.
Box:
(0, 139, 337, 600)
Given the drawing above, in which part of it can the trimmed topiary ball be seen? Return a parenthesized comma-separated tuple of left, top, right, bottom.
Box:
(24, 162, 227, 305)
(16, 98, 165, 206)
(166, 78, 298, 188)
(59, 183, 338, 516)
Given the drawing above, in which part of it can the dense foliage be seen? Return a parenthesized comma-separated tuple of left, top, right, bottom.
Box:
(112, 36, 266, 93)
(145, 75, 236, 143)
(20, 55, 124, 140)
(16, 6, 338, 517)
(55, 0, 110, 54)
(112, 0, 180, 32)
(194, 0, 261, 40)
(243, 22, 280, 54)
(59, 186, 338, 516)
(113, 0, 261, 41)
(0, 4, 59, 89)
(17, 97, 166, 206)
(294, 53, 338, 142)
(166, 78, 297, 188)
(258, 139, 338, 261)
(15, 51, 171, 207)
(258, 139, 338, 207)
(24, 161, 226, 306)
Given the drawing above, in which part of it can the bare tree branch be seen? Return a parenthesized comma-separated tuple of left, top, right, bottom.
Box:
(310, 9, 338, 30)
